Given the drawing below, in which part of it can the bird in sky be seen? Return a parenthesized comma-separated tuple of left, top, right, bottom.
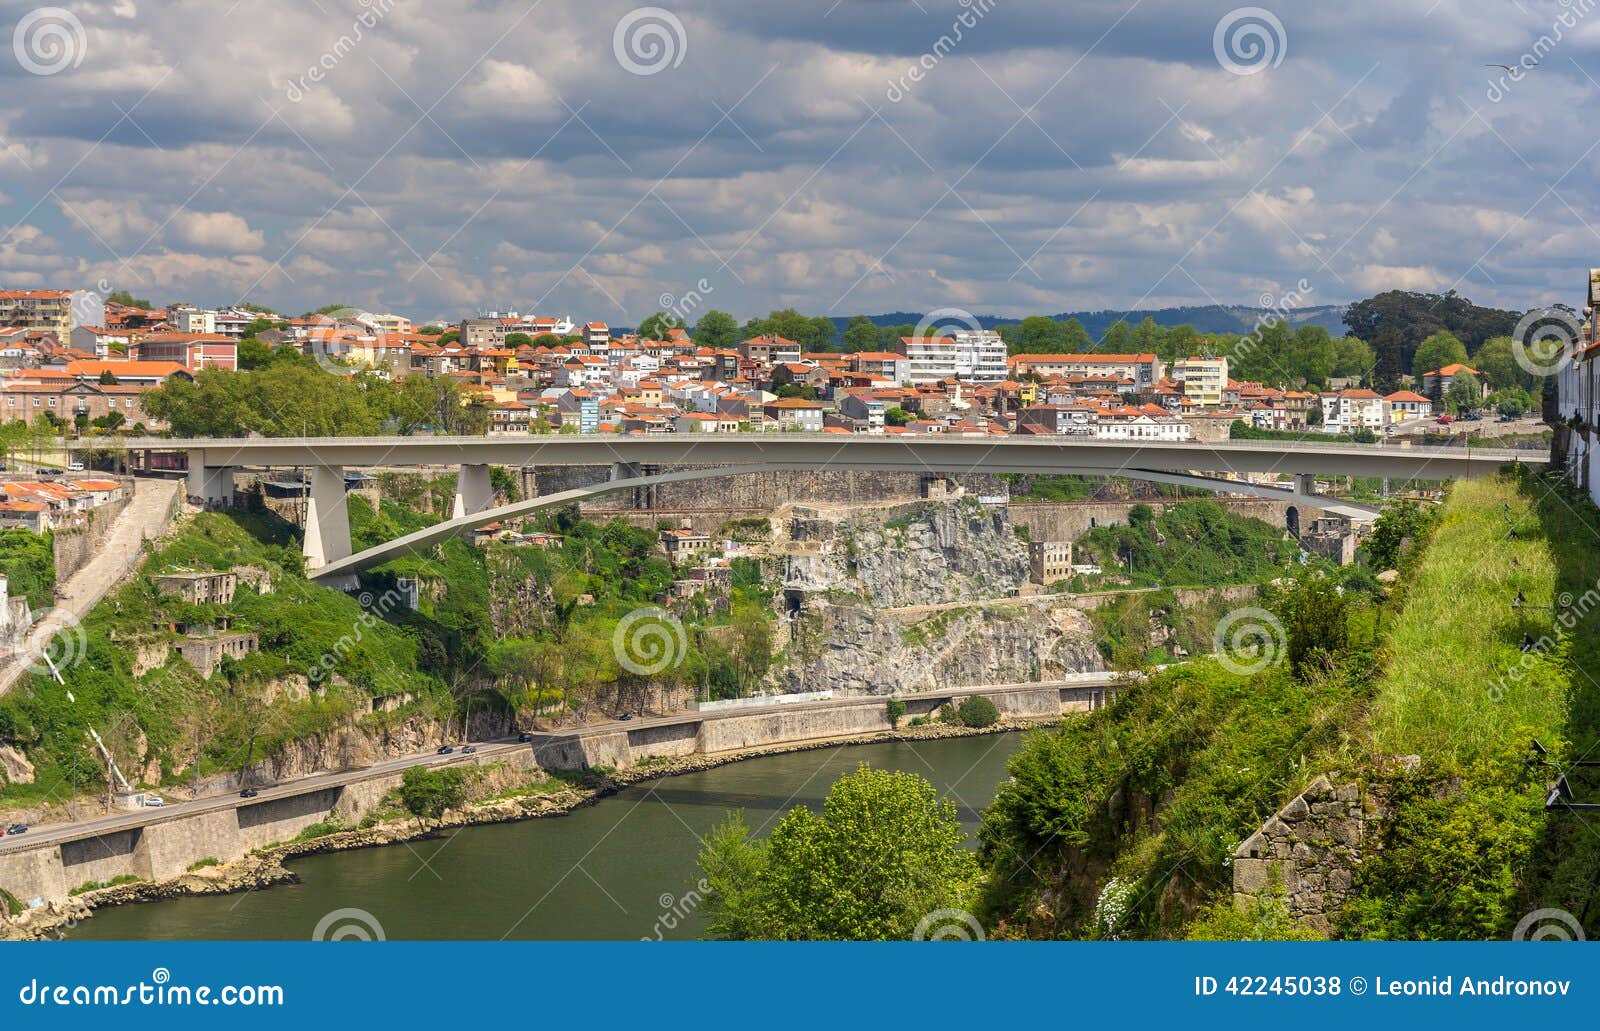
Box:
(1486, 62, 1529, 73)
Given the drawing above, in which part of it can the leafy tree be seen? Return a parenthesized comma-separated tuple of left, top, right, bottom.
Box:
(1345, 290, 1519, 382)
(1489, 387, 1532, 418)
(1469, 336, 1531, 392)
(1272, 577, 1348, 676)
(1444, 370, 1481, 413)
(635, 311, 680, 340)
(698, 765, 979, 940)
(999, 315, 1071, 354)
(399, 765, 468, 831)
(955, 696, 999, 728)
(419, 325, 445, 336)
(504, 332, 532, 348)
(1412, 331, 1469, 380)
(885, 698, 906, 728)
(884, 406, 913, 427)
(840, 315, 883, 353)
(105, 289, 152, 308)
(693, 310, 739, 350)
(237, 337, 273, 370)
(1362, 499, 1433, 572)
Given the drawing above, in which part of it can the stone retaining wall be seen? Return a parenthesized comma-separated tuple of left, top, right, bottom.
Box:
(1231, 774, 1372, 934)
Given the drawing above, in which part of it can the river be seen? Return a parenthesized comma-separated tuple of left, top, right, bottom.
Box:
(69, 733, 1027, 941)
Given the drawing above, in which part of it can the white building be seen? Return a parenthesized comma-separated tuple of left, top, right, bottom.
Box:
(1556, 271, 1600, 507)
(895, 331, 1007, 384)
(1319, 388, 1386, 434)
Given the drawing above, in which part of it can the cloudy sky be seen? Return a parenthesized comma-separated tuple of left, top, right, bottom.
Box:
(0, 0, 1596, 325)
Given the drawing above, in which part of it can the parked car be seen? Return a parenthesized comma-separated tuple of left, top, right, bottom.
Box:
(66, 461, 85, 471)
(1435, 415, 1453, 425)
(462, 745, 478, 754)
(4, 823, 25, 835)
(239, 788, 259, 798)
(517, 732, 535, 743)
(436, 745, 454, 755)
(142, 796, 164, 807)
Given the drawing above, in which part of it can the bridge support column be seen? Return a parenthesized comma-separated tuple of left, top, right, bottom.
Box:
(609, 461, 642, 482)
(1294, 473, 1318, 497)
(303, 465, 352, 572)
(452, 463, 494, 519)
(185, 460, 235, 507)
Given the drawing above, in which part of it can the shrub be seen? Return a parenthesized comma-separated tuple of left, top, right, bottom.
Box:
(186, 857, 220, 871)
(955, 696, 999, 729)
(885, 698, 906, 729)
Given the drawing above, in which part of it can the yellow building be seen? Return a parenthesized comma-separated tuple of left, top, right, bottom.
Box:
(0, 290, 72, 335)
(1173, 355, 1229, 407)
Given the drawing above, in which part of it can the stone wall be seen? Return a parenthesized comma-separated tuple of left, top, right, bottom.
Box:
(536, 466, 1008, 513)
(1231, 774, 1370, 934)
(1009, 498, 1327, 544)
(52, 486, 135, 581)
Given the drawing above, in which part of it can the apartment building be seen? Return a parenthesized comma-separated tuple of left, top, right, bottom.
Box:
(894, 331, 1007, 384)
(0, 290, 72, 335)
(1172, 356, 1229, 407)
(1010, 352, 1165, 390)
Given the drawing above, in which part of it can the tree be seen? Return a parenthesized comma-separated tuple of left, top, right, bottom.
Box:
(1469, 336, 1533, 393)
(697, 764, 979, 940)
(237, 337, 273, 370)
(885, 698, 906, 728)
(635, 311, 680, 340)
(1444, 371, 1481, 414)
(955, 695, 999, 728)
(98, 370, 118, 385)
(105, 289, 152, 309)
(399, 766, 468, 831)
(693, 310, 738, 350)
(1412, 331, 1469, 381)
(840, 315, 883, 353)
(999, 315, 1070, 354)
(1273, 577, 1348, 676)
(884, 406, 913, 427)
(1364, 499, 1431, 572)
(504, 332, 532, 348)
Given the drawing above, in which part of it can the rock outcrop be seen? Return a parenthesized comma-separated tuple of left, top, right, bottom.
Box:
(779, 598, 1104, 695)
(783, 500, 1028, 608)
(0, 744, 33, 785)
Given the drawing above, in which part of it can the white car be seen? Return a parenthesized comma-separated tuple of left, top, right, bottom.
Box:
(66, 462, 85, 472)
(141, 796, 164, 807)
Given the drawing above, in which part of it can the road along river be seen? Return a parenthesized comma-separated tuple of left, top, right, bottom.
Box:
(69, 733, 1026, 940)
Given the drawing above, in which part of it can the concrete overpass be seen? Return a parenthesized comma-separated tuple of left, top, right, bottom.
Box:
(97, 434, 1545, 579)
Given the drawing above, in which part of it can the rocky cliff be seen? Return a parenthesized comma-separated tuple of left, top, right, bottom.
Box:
(782, 499, 1029, 608)
(778, 598, 1104, 695)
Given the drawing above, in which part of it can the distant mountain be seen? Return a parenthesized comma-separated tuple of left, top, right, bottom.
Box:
(830, 304, 1350, 340)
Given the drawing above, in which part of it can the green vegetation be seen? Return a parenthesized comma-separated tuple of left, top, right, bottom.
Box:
(399, 766, 468, 830)
(0, 886, 22, 916)
(69, 874, 143, 896)
(953, 696, 999, 729)
(186, 857, 220, 871)
(1228, 420, 1376, 445)
(0, 528, 55, 610)
(698, 764, 979, 940)
(885, 698, 906, 729)
(1072, 500, 1304, 589)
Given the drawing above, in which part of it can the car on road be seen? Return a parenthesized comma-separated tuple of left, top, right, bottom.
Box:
(618, 712, 634, 721)
(4, 823, 25, 836)
(141, 796, 164, 807)
(239, 788, 259, 798)
(517, 732, 535, 743)
(462, 745, 478, 754)
(66, 462, 85, 471)
(1435, 415, 1453, 425)
(436, 745, 454, 755)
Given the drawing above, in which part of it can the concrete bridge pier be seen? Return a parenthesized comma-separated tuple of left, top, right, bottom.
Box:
(303, 465, 353, 581)
(185, 459, 236, 507)
(1295, 472, 1318, 497)
(451, 463, 494, 519)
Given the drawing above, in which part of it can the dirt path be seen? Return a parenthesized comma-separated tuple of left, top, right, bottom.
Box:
(0, 478, 180, 697)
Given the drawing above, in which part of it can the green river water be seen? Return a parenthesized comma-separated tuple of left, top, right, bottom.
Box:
(69, 733, 1026, 941)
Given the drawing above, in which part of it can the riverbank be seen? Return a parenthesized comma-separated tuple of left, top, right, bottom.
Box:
(4, 717, 1045, 940)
